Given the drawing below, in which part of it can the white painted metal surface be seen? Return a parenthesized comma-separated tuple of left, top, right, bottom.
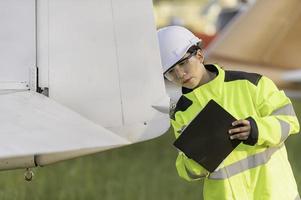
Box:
(0, 0, 170, 170)
(46, 0, 124, 128)
(36, 0, 49, 88)
(39, 0, 169, 141)
(164, 80, 182, 104)
(0, 91, 130, 169)
(0, 0, 35, 85)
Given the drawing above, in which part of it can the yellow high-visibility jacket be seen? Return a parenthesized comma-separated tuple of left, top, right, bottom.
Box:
(171, 64, 300, 200)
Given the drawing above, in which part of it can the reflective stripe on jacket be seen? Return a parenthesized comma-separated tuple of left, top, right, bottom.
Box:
(171, 64, 300, 200)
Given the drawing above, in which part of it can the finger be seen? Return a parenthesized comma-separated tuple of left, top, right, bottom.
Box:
(234, 136, 249, 140)
(228, 126, 250, 134)
(232, 119, 250, 127)
(230, 132, 250, 140)
(231, 131, 250, 139)
(230, 133, 247, 140)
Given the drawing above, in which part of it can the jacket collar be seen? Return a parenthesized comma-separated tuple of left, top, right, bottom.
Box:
(182, 64, 224, 99)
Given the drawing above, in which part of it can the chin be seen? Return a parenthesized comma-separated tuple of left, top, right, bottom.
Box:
(183, 84, 194, 89)
(183, 80, 198, 89)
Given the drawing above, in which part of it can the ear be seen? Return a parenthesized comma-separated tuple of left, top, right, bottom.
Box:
(196, 49, 205, 63)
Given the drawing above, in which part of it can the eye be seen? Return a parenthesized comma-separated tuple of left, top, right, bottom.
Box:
(178, 60, 186, 66)
(168, 68, 175, 74)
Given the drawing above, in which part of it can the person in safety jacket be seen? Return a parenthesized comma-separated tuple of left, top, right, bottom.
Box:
(157, 25, 300, 200)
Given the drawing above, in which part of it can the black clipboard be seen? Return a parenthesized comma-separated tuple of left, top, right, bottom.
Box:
(173, 99, 241, 172)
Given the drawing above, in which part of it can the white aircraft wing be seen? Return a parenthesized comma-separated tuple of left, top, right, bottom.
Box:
(0, 91, 130, 170)
(0, 0, 170, 171)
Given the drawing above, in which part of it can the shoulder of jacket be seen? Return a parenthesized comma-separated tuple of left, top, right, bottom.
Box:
(224, 70, 262, 86)
(170, 95, 193, 120)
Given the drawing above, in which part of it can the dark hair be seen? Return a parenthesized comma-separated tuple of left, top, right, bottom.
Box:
(187, 42, 202, 53)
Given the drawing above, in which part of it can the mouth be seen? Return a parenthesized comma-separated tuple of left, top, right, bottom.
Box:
(183, 78, 192, 84)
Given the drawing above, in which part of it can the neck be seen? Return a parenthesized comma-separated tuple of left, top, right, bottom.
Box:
(197, 69, 216, 87)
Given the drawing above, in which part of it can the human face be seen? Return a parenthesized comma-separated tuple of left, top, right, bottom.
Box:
(164, 49, 205, 89)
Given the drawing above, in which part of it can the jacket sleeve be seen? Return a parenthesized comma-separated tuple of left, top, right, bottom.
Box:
(245, 76, 300, 147)
(171, 118, 209, 181)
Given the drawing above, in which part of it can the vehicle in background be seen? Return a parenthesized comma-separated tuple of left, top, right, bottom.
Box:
(206, 0, 301, 97)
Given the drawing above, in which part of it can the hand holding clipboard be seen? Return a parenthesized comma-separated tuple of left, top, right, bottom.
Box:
(173, 100, 241, 172)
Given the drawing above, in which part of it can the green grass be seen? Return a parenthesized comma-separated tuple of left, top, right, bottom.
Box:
(0, 100, 300, 200)
(0, 130, 202, 200)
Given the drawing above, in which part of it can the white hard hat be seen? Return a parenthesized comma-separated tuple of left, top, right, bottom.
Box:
(157, 26, 201, 74)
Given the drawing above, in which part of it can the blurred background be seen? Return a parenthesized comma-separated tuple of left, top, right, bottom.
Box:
(1, 0, 300, 199)
(153, 0, 255, 47)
